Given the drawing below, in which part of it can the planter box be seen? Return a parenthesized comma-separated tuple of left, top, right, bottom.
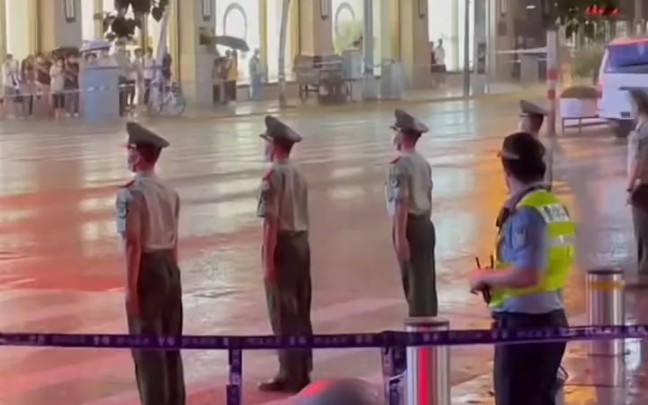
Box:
(559, 98, 597, 119)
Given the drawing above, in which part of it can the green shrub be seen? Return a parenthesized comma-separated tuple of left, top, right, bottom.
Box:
(572, 46, 605, 81)
(560, 85, 598, 99)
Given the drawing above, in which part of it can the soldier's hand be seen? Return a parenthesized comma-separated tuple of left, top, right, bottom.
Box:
(395, 238, 411, 262)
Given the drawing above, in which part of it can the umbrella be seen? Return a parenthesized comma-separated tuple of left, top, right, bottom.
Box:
(52, 46, 80, 57)
(214, 35, 250, 52)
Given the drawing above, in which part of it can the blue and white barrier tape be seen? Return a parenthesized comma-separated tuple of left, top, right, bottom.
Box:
(0, 324, 645, 350)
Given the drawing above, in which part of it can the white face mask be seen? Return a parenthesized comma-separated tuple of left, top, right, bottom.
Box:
(263, 143, 273, 162)
(127, 149, 138, 172)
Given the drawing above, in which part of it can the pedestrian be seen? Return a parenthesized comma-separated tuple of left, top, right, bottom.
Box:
(470, 132, 576, 405)
(257, 115, 312, 393)
(385, 109, 437, 317)
(519, 100, 553, 189)
(626, 89, 648, 285)
(116, 122, 185, 405)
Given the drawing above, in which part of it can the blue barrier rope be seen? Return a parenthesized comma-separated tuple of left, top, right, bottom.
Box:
(0, 324, 646, 350)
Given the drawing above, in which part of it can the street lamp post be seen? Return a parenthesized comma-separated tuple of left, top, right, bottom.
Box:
(278, 0, 291, 109)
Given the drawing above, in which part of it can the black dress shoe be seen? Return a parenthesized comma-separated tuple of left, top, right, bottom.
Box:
(258, 377, 311, 393)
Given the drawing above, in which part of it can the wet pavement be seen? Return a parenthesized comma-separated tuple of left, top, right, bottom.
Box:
(0, 95, 644, 404)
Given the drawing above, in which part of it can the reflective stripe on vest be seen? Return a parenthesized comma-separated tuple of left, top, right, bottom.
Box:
(490, 190, 576, 310)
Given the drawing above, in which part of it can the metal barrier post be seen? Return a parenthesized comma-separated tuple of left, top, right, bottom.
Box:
(405, 318, 450, 405)
(587, 269, 625, 356)
(226, 349, 243, 405)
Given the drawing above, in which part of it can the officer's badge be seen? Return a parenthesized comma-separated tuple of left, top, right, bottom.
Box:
(117, 200, 128, 219)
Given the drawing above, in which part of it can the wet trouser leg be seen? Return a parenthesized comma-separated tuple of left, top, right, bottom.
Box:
(493, 310, 568, 405)
(128, 250, 186, 405)
(632, 206, 648, 276)
(265, 231, 312, 386)
(398, 214, 437, 317)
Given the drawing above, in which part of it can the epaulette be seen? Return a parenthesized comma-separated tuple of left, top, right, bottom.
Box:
(120, 179, 135, 188)
(262, 168, 275, 180)
(390, 156, 401, 164)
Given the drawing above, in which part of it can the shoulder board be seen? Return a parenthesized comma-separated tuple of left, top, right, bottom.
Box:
(390, 156, 401, 164)
(262, 169, 275, 180)
(120, 179, 135, 189)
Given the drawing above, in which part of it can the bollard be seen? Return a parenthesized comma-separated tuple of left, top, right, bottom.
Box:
(405, 318, 450, 405)
(587, 268, 625, 356)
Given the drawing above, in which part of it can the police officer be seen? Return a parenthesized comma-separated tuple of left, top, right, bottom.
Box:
(519, 100, 554, 189)
(470, 132, 575, 405)
(257, 116, 312, 392)
(386, 109, 437, 317)
(116, 122, 185, 405)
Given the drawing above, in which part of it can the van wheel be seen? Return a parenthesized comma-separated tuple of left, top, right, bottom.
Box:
(612, 120, 634, 139)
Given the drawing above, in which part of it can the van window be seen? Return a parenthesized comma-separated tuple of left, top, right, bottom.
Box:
(605, 41, 648, 73)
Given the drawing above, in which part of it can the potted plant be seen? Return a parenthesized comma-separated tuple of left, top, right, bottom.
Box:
(559, 85, 598, 120)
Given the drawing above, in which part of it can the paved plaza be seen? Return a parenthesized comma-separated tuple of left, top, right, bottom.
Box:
(0, 96, 644, 404)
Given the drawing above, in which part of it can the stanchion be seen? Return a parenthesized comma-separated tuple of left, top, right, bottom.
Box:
(405, 318, 450, 405)
(587, 269, 625, 356)
(227, 349, 243, 405)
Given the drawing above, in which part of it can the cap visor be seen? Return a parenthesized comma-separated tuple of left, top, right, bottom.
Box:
(259, 133, 271, 141)
(497, 150, 520, 160)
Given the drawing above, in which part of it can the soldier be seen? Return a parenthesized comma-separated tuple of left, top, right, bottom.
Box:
(257, 116, 312, 392)
(386, 109, 437, 317)
(116, 122, 185, 405)
(519, 100, 554, 190)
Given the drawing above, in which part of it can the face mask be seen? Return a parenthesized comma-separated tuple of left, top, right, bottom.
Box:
(263, 144, 273, 162)
(127, 150, 138, 172)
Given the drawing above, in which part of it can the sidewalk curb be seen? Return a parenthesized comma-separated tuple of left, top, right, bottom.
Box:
(175, 86, 545, 122)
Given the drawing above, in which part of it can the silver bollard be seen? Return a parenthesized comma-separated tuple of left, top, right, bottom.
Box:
(587, 268, 625, 356)
(405, 318, 450, 405)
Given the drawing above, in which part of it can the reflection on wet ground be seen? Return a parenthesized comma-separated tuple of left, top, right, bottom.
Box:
(0, 97, 644, 404)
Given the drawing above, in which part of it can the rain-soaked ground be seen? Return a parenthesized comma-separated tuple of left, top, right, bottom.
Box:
(0, 95, 644, 405)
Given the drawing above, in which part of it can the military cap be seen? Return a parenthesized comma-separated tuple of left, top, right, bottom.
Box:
(519, 100, 548, 118)
(260, 116, 302, 144)
(126, 122, 169, 149)
(391, 109, 429, 134)
(498, 131, 545, 161)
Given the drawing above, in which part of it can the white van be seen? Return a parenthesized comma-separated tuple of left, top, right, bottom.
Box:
(597, 37, 648, 138)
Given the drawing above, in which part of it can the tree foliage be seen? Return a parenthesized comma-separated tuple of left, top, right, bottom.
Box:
(100, 0, 169, 40)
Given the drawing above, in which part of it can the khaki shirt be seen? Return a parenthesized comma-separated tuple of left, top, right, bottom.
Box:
(116, 172, 180, 251)
(386, 151, 433, 217)
(257, 162, 309, 232)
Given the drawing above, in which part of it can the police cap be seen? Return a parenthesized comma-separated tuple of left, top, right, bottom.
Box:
(519, 100, 548, 119)
(260, 116, 302, 144)
(126, 122, 170, 149)
(391, 109, 429, 134)
(499, 131, 545, 162)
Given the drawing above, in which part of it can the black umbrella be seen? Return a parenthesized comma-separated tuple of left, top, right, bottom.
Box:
(214, 35, 250, 52)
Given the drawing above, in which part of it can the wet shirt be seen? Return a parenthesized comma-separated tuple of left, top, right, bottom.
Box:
(116, 172, 180, 252)
(257, 162, 309, 232)
(385, 151, 433, 217)
(496, 185, 563, 314)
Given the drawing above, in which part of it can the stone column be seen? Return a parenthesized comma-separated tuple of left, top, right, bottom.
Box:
(297, 0, 333, 56)
(37, 0, 83, 52)
(177, 0, 215, 106)
(398, 0, 431, 88)
(0, 0, 6, 62)
(94, 0, 104, 39)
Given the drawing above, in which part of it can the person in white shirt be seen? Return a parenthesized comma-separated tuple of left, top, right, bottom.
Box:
(142, 48, 155, 105)
(2, 54, 20, 116)
(433, 39, 446, 85)
(49, 57, 66, 119)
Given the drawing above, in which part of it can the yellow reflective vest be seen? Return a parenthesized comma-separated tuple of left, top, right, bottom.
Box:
(490, 189, 576, 310)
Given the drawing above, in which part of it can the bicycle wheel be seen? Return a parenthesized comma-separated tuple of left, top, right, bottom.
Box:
(161, 88, 186, 117)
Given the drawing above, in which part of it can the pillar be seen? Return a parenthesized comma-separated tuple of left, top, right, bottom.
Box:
(297, 0, 333, 56)
(37, 0, 83, 53)
(177, 0, 215, 106)
(398, 0, 430, 88)
(0, 0, 6, 62)
(379, 0, 398, 61)
(94, 0, 104, 39)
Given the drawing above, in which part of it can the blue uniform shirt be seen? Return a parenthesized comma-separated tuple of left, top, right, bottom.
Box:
(496, 185, 564, 314)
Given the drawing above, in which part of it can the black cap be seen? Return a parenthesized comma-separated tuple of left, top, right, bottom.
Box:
(499, 132, 545, 162)
(126, 122, 170, 149)
(520, 100, 548, 119)
(391, 109, 429, 134)
(260, 116, 302, 144)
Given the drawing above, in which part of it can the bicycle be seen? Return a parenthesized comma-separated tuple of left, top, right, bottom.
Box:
(147, 80, 186, 117)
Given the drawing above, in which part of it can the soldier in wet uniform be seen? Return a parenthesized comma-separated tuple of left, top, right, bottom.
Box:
(116, 122, 185, 405)
(257, 116, 313, 392)
(519, 100, 553, 189)
(385, 109, 437, 317)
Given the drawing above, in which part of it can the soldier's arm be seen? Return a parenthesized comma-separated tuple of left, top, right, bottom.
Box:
(117, 189, 145, 303)
(258, 170, 281, 279)
(173, 193, 180, 263)
(389, 161, 411, 244)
